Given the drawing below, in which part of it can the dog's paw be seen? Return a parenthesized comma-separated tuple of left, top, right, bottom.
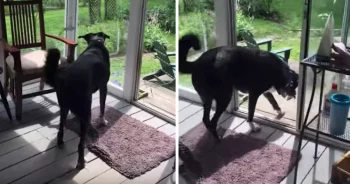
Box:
(247, 122, 261, 134)
(98, 116, 108, 126)
(76, 161, 86, 170)
(39, 79, 45, 90)
(252, 123, 261, 132)
(57, 140, 64, 149)
(275, 110, 286, 120)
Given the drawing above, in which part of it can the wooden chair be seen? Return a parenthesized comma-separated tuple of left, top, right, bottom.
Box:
(0, 0, 78, 120)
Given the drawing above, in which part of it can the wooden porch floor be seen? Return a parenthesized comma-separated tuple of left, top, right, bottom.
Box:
(0, 83, 175, 184)
(179, 98, 345, 184)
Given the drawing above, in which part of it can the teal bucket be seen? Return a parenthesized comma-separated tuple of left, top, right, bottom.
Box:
(329, 93, 350, 135)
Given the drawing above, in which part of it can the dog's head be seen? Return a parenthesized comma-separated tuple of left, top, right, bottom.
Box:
(278, 69, 299, 101)
(78, 32, 110, 44)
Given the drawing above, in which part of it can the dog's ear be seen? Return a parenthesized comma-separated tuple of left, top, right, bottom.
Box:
(78, 33, 92, 41)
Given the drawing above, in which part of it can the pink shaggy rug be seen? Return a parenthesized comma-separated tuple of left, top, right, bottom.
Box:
(65, 106, 175, 179)
(179, 123, 300, 184)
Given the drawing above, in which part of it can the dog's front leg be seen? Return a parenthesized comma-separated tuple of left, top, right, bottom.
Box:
(247, 93, 261, 134)
(98, 85, 108, 126)
(263, 92, 285, 119)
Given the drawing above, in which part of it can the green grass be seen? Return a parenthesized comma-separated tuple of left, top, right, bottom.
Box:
(110, 54, 176, 87)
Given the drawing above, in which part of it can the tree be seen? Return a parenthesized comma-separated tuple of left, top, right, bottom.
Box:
(105, 0, 117, 20)
(88, 0, 101, 24)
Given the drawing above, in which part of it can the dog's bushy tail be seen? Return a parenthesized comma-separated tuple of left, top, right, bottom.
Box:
(44, 48, 61, 88)
(179, 33, 201, 74)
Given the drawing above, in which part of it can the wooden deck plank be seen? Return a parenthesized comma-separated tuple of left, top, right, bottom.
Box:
(143, 117, 168, 129)
(179, 104, 202, 123)
(302, 148, 345, 184)
(156, 173, 175, 184)
(0, 137, 81, 183)
(0, 129, 77, 171)
(179, 100, 191, 111)
(267, 130, 292, 146)
(48, 159, 110, 184)
(84, 169, 127, 184)
(280, 139, 327, 184)
(12, 148, 97, 184)
(122, 157, 175, 184)
(250, 124, 276, 140)
(131, 110, 154, 122)
(0, 91, 173, 184)
(0, 130, 44, 156)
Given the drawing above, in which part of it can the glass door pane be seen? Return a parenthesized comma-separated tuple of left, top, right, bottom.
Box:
(178, 0, 215, 90)
(236, 0, 304, 126)
(78, 0, 129, 89)
(303, 0, 346, 127)
(135, 0, 176, 117)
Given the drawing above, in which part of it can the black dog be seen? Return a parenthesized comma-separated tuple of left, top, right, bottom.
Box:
(179, 33, 299, 140)
(44, 32, 111, 169)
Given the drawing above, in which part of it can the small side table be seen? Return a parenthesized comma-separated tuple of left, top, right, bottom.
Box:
(294, 55, 350, 183)
(0, 67, 12, 120)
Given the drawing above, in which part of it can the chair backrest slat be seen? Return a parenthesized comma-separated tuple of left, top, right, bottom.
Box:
(153, 42, 175, 78)
(0, 0, 46, 49)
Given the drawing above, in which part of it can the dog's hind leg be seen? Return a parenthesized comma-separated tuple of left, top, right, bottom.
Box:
(247, 92, 261, 134)
(76, 114, 90, 170)
(209, 91, 232, 141)
(99, 85, 108, 125)
(57, 107, 69, 149)
(263, 92, 285, 119)
(200, 95, 212, 131)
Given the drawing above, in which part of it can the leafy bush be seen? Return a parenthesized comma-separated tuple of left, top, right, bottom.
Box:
(179, 11, 254, 48)
(179, 12, 215, 48)
(238, 0, 282, 21)
(146, 0, 175, 34)
(43, 0, 65, 9)
(236, 11, 254, 41)
(182, 0, 214, 13)
(116, 2, 130, 20)
(143, 24, 169, 52)
(77, 20, 127, 55)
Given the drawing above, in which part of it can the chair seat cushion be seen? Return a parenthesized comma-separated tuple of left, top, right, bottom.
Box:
(6, 50, 67, 76)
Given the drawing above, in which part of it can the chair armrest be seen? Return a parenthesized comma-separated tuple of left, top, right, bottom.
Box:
(45, 34, 77, 63)
(0, 39, 20, 53)
(45, 34, 78, 46)
(257, 38, 272, 51)
(0, 39, 22, 73)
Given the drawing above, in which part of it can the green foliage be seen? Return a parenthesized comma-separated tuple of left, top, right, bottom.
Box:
(236, 11, 255, 41)
(179, 11, 254, 47)
(238, 0, 282, 21)
(77, 20, 127, 55)
(143, 24, 169, 52)
(43, 0, 65, 9)
(181, 0, 213, 13)
(179, 12, 215, 48)
(146, 0, 175, 34)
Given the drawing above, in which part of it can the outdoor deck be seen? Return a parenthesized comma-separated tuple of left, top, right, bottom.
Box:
(179, 98, 345, 184)
(139, 75, 176, 117)
(0, 82, 175, 184)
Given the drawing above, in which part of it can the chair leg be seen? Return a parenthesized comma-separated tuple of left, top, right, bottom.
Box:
(15, 80, 22, 120)
(4, 68, 8, 96)
(0, 81, 12, 120)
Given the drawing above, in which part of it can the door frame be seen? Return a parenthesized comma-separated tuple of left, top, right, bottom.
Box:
(178, 0, 237, 112)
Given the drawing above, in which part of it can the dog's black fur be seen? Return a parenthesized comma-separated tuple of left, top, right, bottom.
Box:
(44, 32, 111, 169)
(179, 33, 299, 141)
